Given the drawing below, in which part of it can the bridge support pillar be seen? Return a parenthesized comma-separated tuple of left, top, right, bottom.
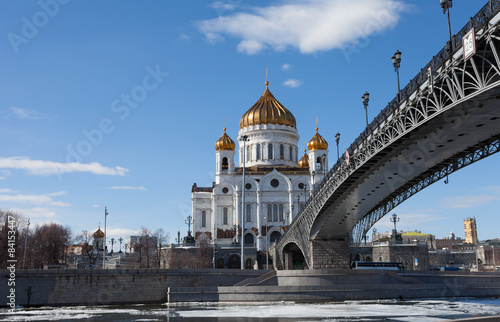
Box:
(310, 239, 349, 269)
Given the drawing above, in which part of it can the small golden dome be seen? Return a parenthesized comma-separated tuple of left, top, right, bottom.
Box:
(308, 128, 328, 150)
(298, 149, 309, 168)
(93, 227, 105, 239)
(215, 128, 235, 151)
(240, 82, 296, 129)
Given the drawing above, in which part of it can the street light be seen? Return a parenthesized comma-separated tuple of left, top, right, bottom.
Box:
(23, 218, 30, 269)
(265, 215, 269, 270)
(392, 50, 402, 102)
(118, 237, 123, 253)
(109, 238, 115, 255)
(240, 134, 249, 270)
(361, 92, 370, 126)
(390, 213, 400, 233)
(103, 207, 108, 269)
(335, 132, 340, 160)
(440, 0, 453, 53)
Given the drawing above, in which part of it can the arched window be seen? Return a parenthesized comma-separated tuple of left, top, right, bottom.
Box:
(268, 144, 273, 160)
(222, 157, 228, 170)
(279, 204, 284, 222)
(273, 204, 278, 222)
(270, 231, 282, 243)
(267, 204, 272, 222)
(244, 233, 254, 245)
(289, 145, 293, 161)
(280, 144, 284, 159)
(246, 204, 251, 222)
(256, 144, 261, 160)
(201, 210, 206, 228)
(223, 207, 228, 225)
(316, 157, 322, 170)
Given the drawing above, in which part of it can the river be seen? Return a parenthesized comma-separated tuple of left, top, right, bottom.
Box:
(1, 298, 500, 321)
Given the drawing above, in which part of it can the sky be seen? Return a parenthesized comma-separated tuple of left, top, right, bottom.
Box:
(1, 0, 498, 246)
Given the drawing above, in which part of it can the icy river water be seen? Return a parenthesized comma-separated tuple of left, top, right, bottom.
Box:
(1, 298, 500, 321)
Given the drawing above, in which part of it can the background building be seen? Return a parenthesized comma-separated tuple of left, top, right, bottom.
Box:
(464, 217, 478, 244)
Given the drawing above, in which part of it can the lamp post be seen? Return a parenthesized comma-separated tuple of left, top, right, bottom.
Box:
(390, 213, 400, 233)
(392, 50, 402, 102)
(440, 0, 453, 53)
(335, 132, 340, 159)
(109, 238, 115, 255)
(103, 207, 108, 269)
(118, 237, 123, 253)
(265, 215, 269, 270)
(23, 218, 30, 269)
(361, 92, 370, 126)
(175, 230, 181, 245)
(240, 134, 249, 270)
(185, 215, 192, 236)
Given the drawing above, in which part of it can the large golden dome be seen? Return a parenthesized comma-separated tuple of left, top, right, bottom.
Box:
(298, 149, 309, 168)
(308, 128, 328, 150)
(215, 128, 235, 151)
(239, 82, 296, 129)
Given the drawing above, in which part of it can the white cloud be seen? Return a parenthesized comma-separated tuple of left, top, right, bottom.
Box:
(210, 1, 240, 14)
(10, 107, 50, 120)
(442, 194, 498, 209)
(0, 192, 71, 207)
(281, 63, 291, 71)
(198, 0, 406, 54)
(0, 188, 15, 193)
(283, 79, 302, 88)
(92, 204, 100, 208)
(13, 207, 57, 218)
(105, 227, 141, 239)
(108, 186, 147, 191)
(0, 156, 128, 176)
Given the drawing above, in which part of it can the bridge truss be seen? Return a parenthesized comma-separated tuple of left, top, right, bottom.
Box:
(277, 0, 500, 269)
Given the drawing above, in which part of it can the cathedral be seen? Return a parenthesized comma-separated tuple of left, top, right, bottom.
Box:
(191, 80, 329, 268)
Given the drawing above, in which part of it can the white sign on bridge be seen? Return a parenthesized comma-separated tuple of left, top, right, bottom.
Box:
(463, 28, 476, 61)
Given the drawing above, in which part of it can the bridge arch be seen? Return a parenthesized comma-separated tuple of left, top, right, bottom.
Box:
(282, 242, 308, 270)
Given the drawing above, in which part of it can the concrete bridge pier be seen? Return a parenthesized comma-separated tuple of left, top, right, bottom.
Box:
(310, 238, 350, 269)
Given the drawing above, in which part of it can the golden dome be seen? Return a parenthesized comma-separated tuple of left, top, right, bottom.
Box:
(215, 128, 235, 151)
(93, 227, 105, 239)
(298, 149, 309, 168)
(239, 82, 296, 129)
(308, 128, 328, 150)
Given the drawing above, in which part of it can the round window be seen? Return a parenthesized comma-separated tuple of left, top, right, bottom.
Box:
(298, 183, 304, 189)
(245, 183, 252, 190)
(222, 187, 229, 194)
(271, 179, 279, 188)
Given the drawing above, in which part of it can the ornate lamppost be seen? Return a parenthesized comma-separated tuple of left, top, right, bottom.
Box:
(392, 50, 402, 102)
(109, 238, 115, 255)
(441, 0, 453, 53)
(118, 237, 123, 253)
(390, 213, 400, 233)
(361, 92, 370, 126)
(335, 132, 340, 159)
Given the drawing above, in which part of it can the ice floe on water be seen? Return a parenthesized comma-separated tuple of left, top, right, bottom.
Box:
(0, 298, 499, 321)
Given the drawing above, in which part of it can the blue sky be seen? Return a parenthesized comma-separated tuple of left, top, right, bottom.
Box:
(1, 0, 498, 244)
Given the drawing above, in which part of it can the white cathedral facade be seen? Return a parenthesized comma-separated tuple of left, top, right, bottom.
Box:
(191, 81, 329, 266)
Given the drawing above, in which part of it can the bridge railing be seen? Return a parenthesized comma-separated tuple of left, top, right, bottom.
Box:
(294, 0, 500, 235)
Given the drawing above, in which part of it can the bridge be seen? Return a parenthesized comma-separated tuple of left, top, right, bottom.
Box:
(274, 0, 500, 270)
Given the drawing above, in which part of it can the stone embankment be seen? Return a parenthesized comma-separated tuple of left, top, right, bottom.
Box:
(2, 268, 500, 306)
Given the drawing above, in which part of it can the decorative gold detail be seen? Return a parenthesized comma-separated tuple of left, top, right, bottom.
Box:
(308, 127, 328, 150)
(93, 227, 105, 239)
(298, 149, 309, 167)
(215, 128, 236, 151)
(239, 82, 296, 129)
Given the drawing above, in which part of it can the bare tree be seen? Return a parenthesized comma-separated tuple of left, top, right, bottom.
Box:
(153, 228, 169, 268)
(0, 210, 28, 269)
(30, 223, 72, 269)
(75, 230, 98, 265)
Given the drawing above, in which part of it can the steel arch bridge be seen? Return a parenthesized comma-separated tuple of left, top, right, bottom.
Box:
(275, 0, 500, 270)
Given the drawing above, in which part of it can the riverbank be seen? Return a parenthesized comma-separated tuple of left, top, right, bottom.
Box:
(1, 268, 500, 307)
